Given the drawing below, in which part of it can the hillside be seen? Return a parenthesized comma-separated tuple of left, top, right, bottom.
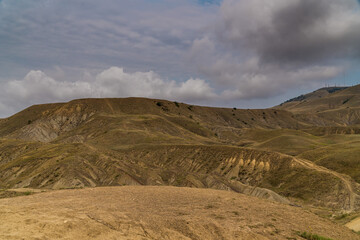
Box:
(1, 186, 359, 240)
(2, 90, 360, 238)
(276, 85, 360, 127)
(1, 97, 360, 211)
(0, 98, 307, 144)
(276, 86, 349, 113)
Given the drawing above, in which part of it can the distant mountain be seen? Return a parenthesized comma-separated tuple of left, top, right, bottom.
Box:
(276, 85, 359, 113)
(274, 85, 360, 127)
(281, 86, 348, 105)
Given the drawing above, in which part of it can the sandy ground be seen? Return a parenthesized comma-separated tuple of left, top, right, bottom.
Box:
(0, 186, 358, 240)
(347, 217, 360, 232)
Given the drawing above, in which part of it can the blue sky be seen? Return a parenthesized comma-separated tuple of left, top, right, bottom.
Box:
(0, 0, 359, 117)
(198, 0, 222, 5)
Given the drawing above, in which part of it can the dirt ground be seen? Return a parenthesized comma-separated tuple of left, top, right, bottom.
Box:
(0, 186, 358, 240)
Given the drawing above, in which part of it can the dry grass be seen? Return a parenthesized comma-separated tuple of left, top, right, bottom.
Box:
(0, 186, 358, 240)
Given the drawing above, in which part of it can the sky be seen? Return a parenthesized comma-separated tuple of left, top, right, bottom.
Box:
(1, 0, 360, 117)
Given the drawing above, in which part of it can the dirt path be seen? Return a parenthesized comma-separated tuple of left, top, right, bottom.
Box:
(346, 217, 360, 232)
(290, 155, 359, 211)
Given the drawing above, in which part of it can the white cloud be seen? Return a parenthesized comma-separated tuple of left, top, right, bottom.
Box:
(0, 67, 217, 117)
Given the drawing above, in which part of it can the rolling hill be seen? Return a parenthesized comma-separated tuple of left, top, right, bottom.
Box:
(3, 85, 360, 238)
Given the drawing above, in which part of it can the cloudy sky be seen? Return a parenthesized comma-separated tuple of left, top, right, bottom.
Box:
(1, 0, 360, 117)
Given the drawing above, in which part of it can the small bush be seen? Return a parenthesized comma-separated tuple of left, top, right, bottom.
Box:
(156, 102, 163, 107)
(205, 204, 215, 209)
(232, 211, 239, 216)
(335, 213, 349, 220)
(174, 101, 180, 107)
(297, 231, 333, 240)
(343, 98, 350, 104)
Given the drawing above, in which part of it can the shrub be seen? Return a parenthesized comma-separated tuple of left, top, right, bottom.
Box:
(156, 102, 163, 107)
(343, 99, 350, 104)
(297, 231, 333, 240)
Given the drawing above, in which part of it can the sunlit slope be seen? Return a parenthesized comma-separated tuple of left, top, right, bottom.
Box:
(1, 186, 358, 240)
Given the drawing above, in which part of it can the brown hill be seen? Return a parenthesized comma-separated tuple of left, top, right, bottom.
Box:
(1, 97, 360, 212)
(0, 98, 307, 143)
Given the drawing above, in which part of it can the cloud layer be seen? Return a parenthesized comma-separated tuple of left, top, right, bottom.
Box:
(190, 0, 360, 98)
(0, 67, 216, 117)
(218, 0, 360, 64)
(1, 0, 360, 117)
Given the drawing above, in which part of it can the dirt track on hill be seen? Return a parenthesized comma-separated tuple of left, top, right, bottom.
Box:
(290, 155, 359, 211)
(0, 186, 358, 240)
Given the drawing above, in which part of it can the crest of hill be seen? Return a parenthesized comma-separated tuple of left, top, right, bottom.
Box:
(0, 97, 305, 143)
(275, 85, 360, 114)
(274, 84, 360, 127)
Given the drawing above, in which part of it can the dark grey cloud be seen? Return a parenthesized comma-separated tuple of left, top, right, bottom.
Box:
(217, 0, 360, 65)
(189, 0, 360, 99)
